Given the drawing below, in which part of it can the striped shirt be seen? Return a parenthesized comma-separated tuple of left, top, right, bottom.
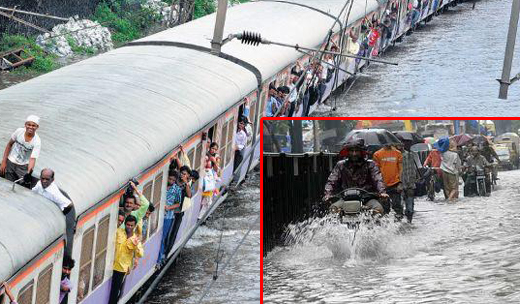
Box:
(166, 184, 183, 219)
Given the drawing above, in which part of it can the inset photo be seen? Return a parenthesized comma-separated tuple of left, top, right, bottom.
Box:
(262, 119, 520, 303)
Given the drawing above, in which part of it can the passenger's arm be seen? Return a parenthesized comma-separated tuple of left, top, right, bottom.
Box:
(323, 162, 342, 201)
(0, 139, 14, 175)
(397, 152, 403, 176)
(27, 158, 36, 174)
(369, 162, 387, 196)
(130, 182, 150, 222)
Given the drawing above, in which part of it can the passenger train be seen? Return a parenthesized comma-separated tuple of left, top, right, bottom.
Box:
(0, 0, 459, 303)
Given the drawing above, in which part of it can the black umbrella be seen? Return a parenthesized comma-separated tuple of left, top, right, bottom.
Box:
(392, 131, 423, 144)
(341, 129, 402, 154)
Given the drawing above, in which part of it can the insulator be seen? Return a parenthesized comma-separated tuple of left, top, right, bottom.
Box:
(240, 31, 262, 46)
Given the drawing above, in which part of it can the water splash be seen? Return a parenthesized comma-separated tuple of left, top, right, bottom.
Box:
(280, 213, 411, 264)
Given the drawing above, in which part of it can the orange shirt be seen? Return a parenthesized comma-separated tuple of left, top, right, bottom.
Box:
(373, 148, 403, 187)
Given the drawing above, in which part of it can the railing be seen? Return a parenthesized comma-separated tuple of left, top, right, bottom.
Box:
(263, 152, 338, 256)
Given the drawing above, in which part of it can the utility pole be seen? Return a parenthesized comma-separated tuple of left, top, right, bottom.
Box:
(498, 0, 520, 99)
(313, 120, 321, 152)
(211, 0, 228, 54)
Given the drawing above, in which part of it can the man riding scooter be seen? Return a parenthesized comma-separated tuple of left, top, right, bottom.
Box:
(463, 146, 492, 197)
(322, 139, 389, 214)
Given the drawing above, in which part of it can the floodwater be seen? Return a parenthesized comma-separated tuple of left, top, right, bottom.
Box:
(145, 173, 260, 304)
(263, 169, 520, 303)
(313, 0, 520, 117)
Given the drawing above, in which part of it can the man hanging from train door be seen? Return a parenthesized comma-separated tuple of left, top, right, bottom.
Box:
(109, 215, 144, 304)
(0, 115, 41, 186)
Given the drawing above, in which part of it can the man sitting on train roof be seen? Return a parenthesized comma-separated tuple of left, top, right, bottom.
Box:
(32, 168, 76, 255)
(32, 168, 73, 212)
(0, 115, 41, 185)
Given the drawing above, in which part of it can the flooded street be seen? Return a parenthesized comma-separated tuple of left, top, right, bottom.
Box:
(146, 173, 260, 304)
(314, 0, 520, 117)
(263, 169, 520, 303)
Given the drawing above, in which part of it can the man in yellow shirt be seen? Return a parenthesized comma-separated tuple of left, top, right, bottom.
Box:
(109, 215, 144, 304)
(373, 144, 404, 218)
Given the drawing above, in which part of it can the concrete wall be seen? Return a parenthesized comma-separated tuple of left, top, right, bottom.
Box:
(0, 0, 101, 35)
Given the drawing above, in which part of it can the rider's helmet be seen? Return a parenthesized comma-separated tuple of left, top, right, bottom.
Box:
(339, 138, 368, 161)
(471, 146, 480, 156)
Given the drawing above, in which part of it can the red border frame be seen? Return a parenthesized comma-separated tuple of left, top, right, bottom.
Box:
(259, 117, 519, 303)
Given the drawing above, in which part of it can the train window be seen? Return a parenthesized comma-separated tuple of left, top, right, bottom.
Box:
(35, 264, 53, 304)
(226, 118, 235, 165)
(207, 124, 217, 142)
(143, 181, 153, 202)
(195, 141, 203, 170)
(149, 172, 163, 236)
(17, 280, 33, 304)
(249, 99, 257, 127)
(259, 88, 268, 118)
(77, 226, 95, 302)
(187, 148, 195, 169)
(93, 215, 110, 289)
(220, 121, 229, 164)
(194, 141, 203, 189)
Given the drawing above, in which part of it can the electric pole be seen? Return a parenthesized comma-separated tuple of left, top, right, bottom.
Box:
(211, 0, 229, 54)
(498, 0, 520, 99)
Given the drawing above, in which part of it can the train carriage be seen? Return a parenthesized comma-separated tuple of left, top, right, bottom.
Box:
(0, 179, 66, 304)
(0, 0, 457, 303)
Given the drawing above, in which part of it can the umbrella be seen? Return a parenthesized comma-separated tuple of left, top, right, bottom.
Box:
(393, 131, 423, 144)
(411, 143, 431, 153)
(450, 134, 473, 146)
(472, 135, 490, 145)
(424, 137, 436, 145)
(341, 129, 402, 154)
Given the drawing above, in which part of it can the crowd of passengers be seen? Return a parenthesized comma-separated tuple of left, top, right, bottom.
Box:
(265, 1, 435, 118)
(0, 114, 253, 304)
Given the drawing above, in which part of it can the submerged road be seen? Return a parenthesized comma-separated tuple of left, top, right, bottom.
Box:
(263, 169, 520, 303)
(313, 0, 520, 117)
(145, 173, 260, 304)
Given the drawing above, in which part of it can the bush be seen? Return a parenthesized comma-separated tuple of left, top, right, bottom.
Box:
(0, 34, 57, 73)
(92, 1, 162, 46)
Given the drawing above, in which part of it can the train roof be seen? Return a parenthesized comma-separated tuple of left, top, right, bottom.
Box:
(139, 0, 380, 80)
(0, 179, 66, 282)
(0, 45, 256, 217)
(0, 0, 379, 218)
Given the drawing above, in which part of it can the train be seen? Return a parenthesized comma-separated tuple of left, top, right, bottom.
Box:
(0, 0, 460, 303)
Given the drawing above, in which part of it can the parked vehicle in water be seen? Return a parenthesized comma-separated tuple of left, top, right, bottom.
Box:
(495, 144, 516, 170)
(494, 133, 520, 169)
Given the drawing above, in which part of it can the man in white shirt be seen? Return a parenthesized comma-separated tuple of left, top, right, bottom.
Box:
(234, 120, 248, 171)
(441, 142, 462, 202)
(32, 168, 75, 255)
(0, 115, 41, 183)
(32, 168, 72, 211)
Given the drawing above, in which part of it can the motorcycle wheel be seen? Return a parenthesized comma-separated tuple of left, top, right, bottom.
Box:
(478, 180, 486, 197)
(428, 182, 435, 201)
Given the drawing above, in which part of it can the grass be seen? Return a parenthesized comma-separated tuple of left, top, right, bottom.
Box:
(0, 34, 57, 73)
(92, 1, 160, 46)
(1, 0, 251, 75)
